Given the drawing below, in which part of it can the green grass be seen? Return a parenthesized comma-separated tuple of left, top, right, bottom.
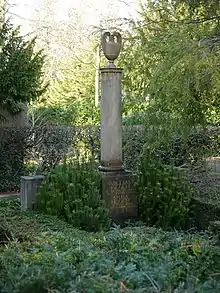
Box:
(0, 198, 220, 293)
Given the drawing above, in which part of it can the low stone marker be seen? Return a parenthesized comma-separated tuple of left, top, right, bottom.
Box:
(20, 175, 45, 211)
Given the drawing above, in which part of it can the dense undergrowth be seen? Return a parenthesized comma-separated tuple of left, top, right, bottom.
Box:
(0, 198, 220, 293)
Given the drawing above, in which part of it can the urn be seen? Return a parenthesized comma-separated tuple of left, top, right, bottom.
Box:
(102, 32, 122, 63)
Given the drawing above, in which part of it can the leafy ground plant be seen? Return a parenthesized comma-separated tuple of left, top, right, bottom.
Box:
(0, 199, 220, 293)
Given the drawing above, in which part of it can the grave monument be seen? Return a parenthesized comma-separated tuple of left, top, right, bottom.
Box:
(99, 31, 138, 223)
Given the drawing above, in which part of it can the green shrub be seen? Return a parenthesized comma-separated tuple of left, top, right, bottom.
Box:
(0, 21, 46, 113)
(23, 160, 39, 176)
(37, 158, 110, 232)
(137, 146, 196, 229)
(0, 128, 26, 192)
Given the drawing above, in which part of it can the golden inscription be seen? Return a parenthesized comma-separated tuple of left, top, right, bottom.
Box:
(107, 179, 134, 212)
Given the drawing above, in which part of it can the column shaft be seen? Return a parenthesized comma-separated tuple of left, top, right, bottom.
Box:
(100, 67, 123, 171)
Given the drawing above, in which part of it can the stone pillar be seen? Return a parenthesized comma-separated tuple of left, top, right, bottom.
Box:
(99, 32, 138, 224)
(99, 67, 123, 171)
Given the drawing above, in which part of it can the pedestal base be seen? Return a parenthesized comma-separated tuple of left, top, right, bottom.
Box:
(101, 171, 138, 224)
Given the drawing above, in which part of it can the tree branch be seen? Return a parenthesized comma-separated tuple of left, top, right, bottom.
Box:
(138, 14, 220, 27)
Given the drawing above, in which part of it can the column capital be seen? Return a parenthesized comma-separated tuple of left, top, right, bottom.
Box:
(100, 67, 123, 74)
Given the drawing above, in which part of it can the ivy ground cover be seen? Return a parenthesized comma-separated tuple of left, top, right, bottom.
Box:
(0, 198, 220, 293)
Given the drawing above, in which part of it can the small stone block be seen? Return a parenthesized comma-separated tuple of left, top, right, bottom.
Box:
(20, 175, 45, 211)
(101, 171, 138, 224)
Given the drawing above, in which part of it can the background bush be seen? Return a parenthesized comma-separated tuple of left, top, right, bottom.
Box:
(2, 123, 220, 193)
(0, 128, 26, 192)
(37, 157, 110, 232)
(137, 146, 196, 229)
(153, 130, 214, 167)
(0, 20, 46, 192)
(0, 125, 147, 192)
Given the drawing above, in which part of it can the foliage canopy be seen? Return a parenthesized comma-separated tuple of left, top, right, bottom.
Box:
(0, 21, 46, 114)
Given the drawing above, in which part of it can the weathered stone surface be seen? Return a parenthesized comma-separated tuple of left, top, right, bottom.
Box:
(102, 31, 122, 66)
(101, 171, 138, 224)
(100, 68, 123, 171)
(100, 33, 138, 224)
(20, 175, 45, 211)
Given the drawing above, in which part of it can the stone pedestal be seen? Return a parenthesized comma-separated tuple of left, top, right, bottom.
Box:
(101, 171, 138, 224)
(20, 175, 45, 211)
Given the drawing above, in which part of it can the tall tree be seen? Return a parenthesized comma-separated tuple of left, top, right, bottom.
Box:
(28, 0, 131, 125)
(119, 0, 220, 129)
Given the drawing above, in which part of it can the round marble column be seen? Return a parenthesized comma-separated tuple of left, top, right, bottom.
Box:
(99, 67, 124, 171)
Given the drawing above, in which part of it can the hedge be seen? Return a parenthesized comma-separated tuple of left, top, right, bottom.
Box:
(0, 125, 146, 192)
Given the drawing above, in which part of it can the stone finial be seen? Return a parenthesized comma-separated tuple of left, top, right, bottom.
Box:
(102, 31, 122, 67)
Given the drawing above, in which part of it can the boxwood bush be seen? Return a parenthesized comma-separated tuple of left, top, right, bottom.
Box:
(137, 146, 196, 229)
(37, 157, 111, 232)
